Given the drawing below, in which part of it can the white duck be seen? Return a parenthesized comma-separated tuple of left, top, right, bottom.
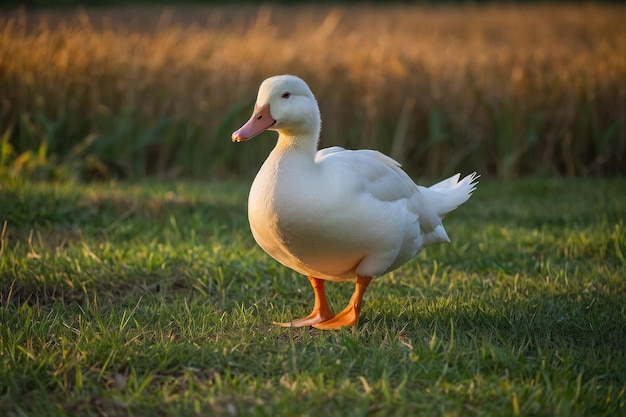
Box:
(232, 75, 478, 330)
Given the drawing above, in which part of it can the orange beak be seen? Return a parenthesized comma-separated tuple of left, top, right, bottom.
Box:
(231, 103, 276, 142)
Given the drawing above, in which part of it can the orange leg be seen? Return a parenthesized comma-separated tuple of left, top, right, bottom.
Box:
(313, 275, 372, 330)
(273, 276, 335, 327)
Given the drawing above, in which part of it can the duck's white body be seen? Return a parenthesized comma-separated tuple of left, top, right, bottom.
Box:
(232, 75, 478, 329)
(249, 145, 476, 282)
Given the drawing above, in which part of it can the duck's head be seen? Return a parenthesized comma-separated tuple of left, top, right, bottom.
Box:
(232, 75, 321, 142)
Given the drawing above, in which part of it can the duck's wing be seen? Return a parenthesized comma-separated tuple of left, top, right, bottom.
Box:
(315, 146, 346, 161)
(315, 148, 444, 235)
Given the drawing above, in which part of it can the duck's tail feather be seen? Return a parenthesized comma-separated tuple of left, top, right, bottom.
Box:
(418, 172, 480, 218)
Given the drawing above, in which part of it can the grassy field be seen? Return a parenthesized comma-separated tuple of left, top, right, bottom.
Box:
(1, 4, 626, 180)
(1, 177, 625, 416)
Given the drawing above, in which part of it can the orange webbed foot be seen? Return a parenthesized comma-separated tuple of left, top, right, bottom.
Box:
(273, 276, 334, 328)
(312, 305, 359, 330)
(273, 309, 334, 327)
(313, 276, 372, 331)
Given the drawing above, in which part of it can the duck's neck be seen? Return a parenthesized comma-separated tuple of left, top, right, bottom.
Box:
(273, 133, 319, 162)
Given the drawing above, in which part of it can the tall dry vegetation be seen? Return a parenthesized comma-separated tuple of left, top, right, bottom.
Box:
(1, 5, 625, 180)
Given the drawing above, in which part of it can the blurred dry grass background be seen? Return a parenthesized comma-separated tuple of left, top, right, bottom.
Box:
(1, 4, 625, 180)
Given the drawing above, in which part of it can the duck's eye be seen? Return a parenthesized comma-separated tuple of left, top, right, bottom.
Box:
(282, 92, 291, 99)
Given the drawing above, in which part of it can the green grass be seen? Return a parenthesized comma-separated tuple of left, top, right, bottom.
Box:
(1, 178, 625, 416)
